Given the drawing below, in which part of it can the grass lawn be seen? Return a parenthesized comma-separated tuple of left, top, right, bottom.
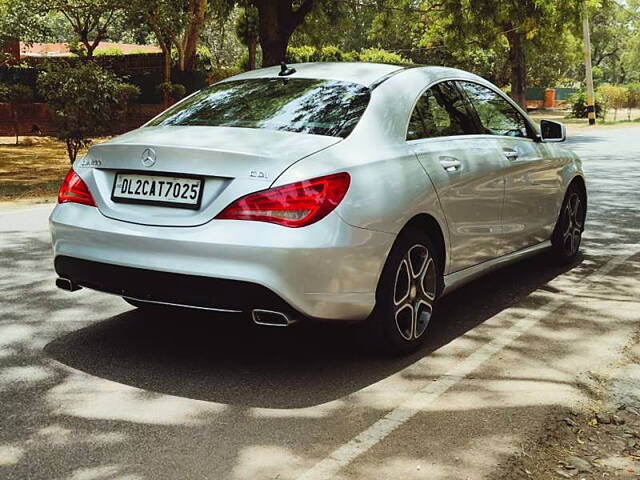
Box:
(0, 137, 94, 202)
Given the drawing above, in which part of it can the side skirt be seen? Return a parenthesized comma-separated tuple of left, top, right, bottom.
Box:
(442, 240, 552, 296)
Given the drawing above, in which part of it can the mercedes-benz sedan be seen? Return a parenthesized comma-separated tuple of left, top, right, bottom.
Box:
(50, 62, 586, 354)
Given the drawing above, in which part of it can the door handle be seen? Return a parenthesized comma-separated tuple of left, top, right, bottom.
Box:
(503, 148, 519, 161)
(439, 156, 462, 172)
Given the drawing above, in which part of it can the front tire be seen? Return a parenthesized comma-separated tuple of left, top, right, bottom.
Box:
(550, 184, 586, 265)
(367, 229, 442, 355)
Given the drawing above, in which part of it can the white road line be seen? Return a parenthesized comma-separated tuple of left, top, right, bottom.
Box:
(297, 252, 635, 480)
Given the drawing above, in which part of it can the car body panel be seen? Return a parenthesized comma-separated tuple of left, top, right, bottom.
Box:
(49, 62, 586, 321)
(50, 202, 395, 320)
(410, 135, 508, 272)
(79, 126, 341, 227)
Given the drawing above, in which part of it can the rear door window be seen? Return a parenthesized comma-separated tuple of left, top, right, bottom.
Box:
(407, 81, 478, 140)
(148, 78, 371, 138)
(457, 81, 530, 138)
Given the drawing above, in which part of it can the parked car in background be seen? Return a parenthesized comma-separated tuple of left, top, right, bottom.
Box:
(50, 62, 586, 354)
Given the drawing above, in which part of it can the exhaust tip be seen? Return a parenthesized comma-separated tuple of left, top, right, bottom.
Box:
(56, 278, 81, 292)
(252, 309, 296, 327)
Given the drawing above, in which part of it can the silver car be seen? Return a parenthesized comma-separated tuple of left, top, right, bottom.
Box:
(50, 62, 586, 354)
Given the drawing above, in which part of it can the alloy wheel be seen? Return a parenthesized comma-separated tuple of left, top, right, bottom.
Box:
(393, 244, 437, 341)
(562, 193, 584, 257)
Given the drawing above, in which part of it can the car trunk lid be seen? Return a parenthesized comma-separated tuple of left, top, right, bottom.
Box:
(81, 126, 341, 227)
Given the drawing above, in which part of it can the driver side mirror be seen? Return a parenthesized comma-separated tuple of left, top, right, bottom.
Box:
(539, 119, 566, 142)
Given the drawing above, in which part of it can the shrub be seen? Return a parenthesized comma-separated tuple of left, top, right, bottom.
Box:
(286, 45, 318, 63)
(0, 83, 34, 144)
(598, 85, 628, 121)
(568, 90, 606, 119)
(95, 47, 124, 56)
(317, 45, 345, 62)
(158, 82, 187, 101)
(624, 83, 640, 121)
(37, 62, 137, 162)
(357, 47, 412, 65)
(286, 45, 412, 66)
(208, 66, 243, 84)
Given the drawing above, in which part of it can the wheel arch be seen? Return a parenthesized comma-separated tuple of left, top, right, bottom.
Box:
(399, 213, 447, 277)
(568, 174, 588, 219)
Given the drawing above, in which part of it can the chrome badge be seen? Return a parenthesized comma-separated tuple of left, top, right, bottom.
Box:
(141, 148, 156, 168)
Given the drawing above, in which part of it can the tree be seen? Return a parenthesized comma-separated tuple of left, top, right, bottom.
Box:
(45, 0, 125, 59)
(0, 84, 34, 144)
(0, 0, 51, 62)
(415, 0, 584, 108)
(251, 0, 316, 66)
(235, 6, 260, 69)
(37, 62, 138, 162)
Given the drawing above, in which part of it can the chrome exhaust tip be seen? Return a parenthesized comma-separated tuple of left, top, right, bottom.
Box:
(56, 278, 81, 292)
(251, 309, 297, 327)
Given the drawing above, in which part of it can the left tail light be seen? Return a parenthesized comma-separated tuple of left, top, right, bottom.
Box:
(216, 172, 350, 228)
(58, 169, 96, 207)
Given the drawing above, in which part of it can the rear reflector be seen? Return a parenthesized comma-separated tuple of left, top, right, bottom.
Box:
(216, 172, 350, 228)
(58, 169, 96, 207)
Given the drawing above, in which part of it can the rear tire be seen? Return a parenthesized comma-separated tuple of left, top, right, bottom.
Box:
(550, 183, 586, 265)
(365, 229, 442, 355)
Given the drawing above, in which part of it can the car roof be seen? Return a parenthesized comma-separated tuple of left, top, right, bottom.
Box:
(223, 62, 406, 87)
(223, 62, 485, 89)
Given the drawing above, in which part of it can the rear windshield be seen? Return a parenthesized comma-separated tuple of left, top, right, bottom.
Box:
(148, 78, 371, 138)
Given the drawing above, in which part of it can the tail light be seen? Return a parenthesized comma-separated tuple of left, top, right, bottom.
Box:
(58, 169, 96, 207)
(216, 172, 350, 228)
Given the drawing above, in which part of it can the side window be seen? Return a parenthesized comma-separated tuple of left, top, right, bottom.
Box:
(458, 81, 530, 138)
(406, 81, 477, 140)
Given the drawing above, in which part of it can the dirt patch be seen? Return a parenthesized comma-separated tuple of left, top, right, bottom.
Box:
(494, 340, 640, 479)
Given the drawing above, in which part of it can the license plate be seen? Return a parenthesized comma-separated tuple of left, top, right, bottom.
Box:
(111, 172, 203, 209)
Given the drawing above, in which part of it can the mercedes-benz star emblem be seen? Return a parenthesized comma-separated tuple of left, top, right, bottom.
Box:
(141, 148, 156, 167)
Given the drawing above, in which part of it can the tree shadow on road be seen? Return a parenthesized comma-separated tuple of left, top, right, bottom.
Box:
(45, 253, 580, 409)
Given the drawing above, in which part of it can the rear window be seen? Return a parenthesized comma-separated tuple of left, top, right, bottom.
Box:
(148, 78, 371, 138)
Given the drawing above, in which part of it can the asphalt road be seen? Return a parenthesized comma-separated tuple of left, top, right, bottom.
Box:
(1, 127, 640, 480)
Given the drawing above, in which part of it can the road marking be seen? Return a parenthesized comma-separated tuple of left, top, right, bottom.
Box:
(297, 252, 635, 480)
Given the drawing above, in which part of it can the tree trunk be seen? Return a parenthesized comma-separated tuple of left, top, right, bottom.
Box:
(506, 29, 527, 109)
(11, 104, 18, 145)
(258, 6, 289, 68)
(182, 0, 208, 72)
(248, 37, 257, 70)
(255, 0, 314, 67)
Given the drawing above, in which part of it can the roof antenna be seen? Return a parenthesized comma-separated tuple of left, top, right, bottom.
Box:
(279, 62, 296, 76)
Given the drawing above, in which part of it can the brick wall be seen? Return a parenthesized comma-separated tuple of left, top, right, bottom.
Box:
(0, 103, 165, 137)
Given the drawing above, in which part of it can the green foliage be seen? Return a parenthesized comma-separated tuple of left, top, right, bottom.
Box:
(358, 47, 412, 65)
(237, 49, 263, 70)
(0, 83, 34, 103)
(114, 82, 140, 104)
(286, 45, 411, 65)
(235, 6, 259, 46)
(158, 82, 187, 100)
(596, 84, 640, 121)
(208, 65, 242, 83)
(317, 45, 345, 62)
(287, 45, 317, 63)
(0, 0, 50, 44)
(568, 90, 606, 119)
(95, 46, 124, 56)
(37, 61, 137, 162)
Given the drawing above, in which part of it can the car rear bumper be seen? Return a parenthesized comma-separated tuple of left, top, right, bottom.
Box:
(49, 203, 394, 320)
